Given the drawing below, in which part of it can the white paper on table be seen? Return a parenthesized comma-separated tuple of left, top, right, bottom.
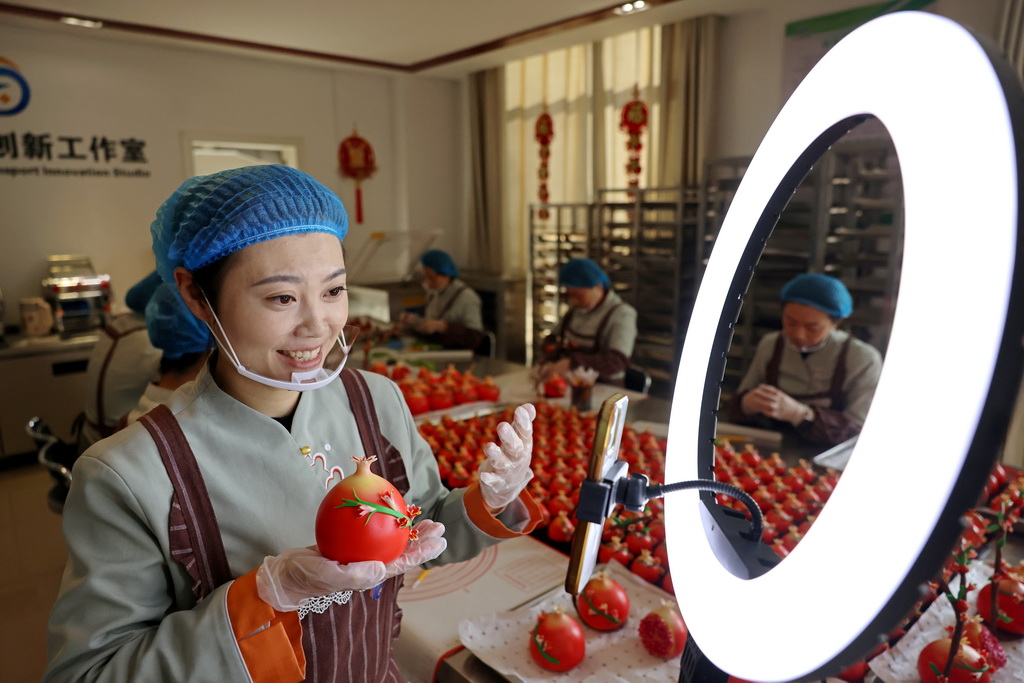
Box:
(458, 562, 679, 682)
(869, 560, 1024, 682)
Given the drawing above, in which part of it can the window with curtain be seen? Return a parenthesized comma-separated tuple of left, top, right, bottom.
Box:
(502, 27, 663, 275)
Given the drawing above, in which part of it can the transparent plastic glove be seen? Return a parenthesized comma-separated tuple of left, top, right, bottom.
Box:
(383, 519, 447, 578)
(256, 547, 386, 612)
(745, 384, 812, 426)
(478, 403, 536, 509)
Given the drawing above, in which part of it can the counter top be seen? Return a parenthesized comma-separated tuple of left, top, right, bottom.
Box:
(0, 332, 99, 360)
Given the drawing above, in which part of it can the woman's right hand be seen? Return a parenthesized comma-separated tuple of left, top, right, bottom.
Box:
(256, 548, 386, 612)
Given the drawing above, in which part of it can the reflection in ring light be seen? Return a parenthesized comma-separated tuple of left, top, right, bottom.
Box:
(665, 11, 1024, 682)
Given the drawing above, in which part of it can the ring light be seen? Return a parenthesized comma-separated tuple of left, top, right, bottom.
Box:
(664, 11, 1024, 682)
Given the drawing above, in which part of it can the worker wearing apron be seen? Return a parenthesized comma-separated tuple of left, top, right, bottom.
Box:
(124, 282, 213, 425)
(537, 258, 638, 386)
(727, 272, 883, 447)
(46, 165, 542, 682)
(75, 270, 163, 454)
(403, 249, 485, 352)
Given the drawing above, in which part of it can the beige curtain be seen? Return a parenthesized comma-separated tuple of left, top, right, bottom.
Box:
(658, 15, 722, 188)
(1000, 0, 1024, 76)
(999, 0, 1024, 467)
(467, 68, 505, 274)
(503, 46, 592, 275)
(593, 27, 662, 191)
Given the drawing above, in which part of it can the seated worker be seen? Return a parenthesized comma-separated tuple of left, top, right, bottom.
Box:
(536, 258, 638, 386)
(402, 249, 486, 352)
(75, 270, 163, 454)
(726, 272, 883, 447)
(125, 282, 214, 425)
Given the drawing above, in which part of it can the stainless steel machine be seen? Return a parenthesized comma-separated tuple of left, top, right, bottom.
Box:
(41, 255, 112, 337)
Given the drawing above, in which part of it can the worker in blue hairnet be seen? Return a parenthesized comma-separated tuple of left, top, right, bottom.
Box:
(46, 165, 542, 683)
(726, 272, 883, 447)
(400, 249, 486, 352)
(123, 282, 213, 425)
(536, 258, 638, 386)
(75, 270, 163, 454)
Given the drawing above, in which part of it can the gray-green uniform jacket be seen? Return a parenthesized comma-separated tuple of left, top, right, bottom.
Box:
(421, 278, 485, 350)
(544, 290, 638, 383)
(423, 278, 482, 331)
(45, 366, 529, 682)
(730, 329, 882, 444)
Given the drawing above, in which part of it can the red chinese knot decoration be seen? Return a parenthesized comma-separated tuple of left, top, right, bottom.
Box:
(620, 85, 649, 197)
(535, 109, 554, 220)
(338, 127, 377, 224)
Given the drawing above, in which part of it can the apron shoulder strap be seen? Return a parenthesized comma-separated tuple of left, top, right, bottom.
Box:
(139, 404, 232, 599)
(765, 333, 786, 387)
(434, 282, 468, 321)
(592, 302, 623, 346)
(827, 337, 854, 404)
(340, 369, 410, 496)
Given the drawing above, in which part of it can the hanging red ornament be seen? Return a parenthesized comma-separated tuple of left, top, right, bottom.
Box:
(535, 109, 554, 220)
(338, 127, 377, 224)
(620, 85, 649, 199)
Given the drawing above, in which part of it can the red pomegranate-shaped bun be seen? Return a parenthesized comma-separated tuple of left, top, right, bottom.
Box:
(315, 455, 421, 564)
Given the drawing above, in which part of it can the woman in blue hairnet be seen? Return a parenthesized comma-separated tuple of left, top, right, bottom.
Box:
(123, 282, 214, 424)
(726, 273, 883, 447)
(536, 258, 638, 386)
(400, 249, 486, 351)
(45, 165, 541, 683)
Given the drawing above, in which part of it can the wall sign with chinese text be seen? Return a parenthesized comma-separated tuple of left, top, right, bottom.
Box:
(0, 129, 151, 179)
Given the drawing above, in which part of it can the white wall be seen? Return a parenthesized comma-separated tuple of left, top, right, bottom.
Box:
(0, 23, 464, 327)
(715, 0, 1004, 159)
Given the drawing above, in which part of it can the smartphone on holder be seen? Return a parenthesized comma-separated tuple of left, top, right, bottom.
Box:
(565, 393, 629, 595)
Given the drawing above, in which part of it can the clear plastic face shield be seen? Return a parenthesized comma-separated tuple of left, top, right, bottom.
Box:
(202, 293, 361, 392)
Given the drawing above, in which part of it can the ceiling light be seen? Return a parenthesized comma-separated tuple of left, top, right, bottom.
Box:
(613, 2, 650, 16)
(59, 16, 104, 29)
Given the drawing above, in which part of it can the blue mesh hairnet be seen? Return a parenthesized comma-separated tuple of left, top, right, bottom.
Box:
(559, 258, 611, 288)
(420, 249, 458, 277)
(151, 165, 348, 283)
(780, 273, 853, 318)
(145, 283, 213, 359)
(125, 270, 162, 313)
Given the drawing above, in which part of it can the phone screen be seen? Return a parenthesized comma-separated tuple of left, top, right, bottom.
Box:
(564, 393, 629, 595)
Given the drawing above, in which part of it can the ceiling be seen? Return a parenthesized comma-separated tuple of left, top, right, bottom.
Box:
(0, 0, 770, 77)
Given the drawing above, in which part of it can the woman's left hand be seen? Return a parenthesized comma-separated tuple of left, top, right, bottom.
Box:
(477, 403, 536, 510)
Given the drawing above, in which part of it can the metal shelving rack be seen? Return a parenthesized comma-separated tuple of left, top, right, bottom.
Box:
(529, 187, 702, 397)
(527, 203, 594, 365)
(526, 136, 902, 402)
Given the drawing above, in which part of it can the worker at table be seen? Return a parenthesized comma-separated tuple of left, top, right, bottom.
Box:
(401, 249, 486, 352)
(74, 270, 163, 454)
(726, 272, 883, 447)
(124, 282, 214, 425)
(45, 165, 542, 683)
(536, 258, 638, 386)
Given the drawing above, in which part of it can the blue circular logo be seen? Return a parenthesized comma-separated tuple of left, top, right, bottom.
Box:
(0, 66, 30, 116)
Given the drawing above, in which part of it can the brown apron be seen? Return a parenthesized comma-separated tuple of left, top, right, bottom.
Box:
(556, 302, 622, 354)
(138, 369, 409, 683)
(90, 320, 148, 437)
(765, 334, 851, 411)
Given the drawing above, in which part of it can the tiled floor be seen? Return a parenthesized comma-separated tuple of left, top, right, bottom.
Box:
(0, 460, 67, 683)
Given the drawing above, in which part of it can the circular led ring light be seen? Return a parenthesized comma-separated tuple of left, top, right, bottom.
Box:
(664, 12, 1024, 682)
